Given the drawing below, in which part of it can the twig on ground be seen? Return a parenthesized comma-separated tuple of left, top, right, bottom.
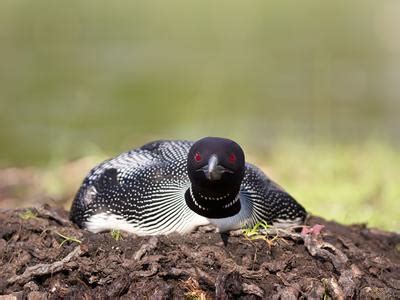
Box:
(242, 283, 264, 298)
(134, 236, 158, 260)
(8, 245, 83, 285)
(322, 277, 345, 300)
(302, 225, 348, 272)
(35, 205, 72, 226)
(56, 232, 82, 247)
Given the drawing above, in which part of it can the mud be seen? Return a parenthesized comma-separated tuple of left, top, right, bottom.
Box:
(0, 205, 399, 299)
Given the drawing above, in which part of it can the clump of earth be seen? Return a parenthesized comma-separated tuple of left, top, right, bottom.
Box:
(0, 205, 399, 299)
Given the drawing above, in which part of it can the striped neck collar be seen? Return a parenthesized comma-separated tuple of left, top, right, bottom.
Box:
(185, 186, 241, 218)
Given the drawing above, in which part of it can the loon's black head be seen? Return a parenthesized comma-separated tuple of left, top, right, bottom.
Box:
(186, 137, 245, 218)
(188, 137, 245, 189)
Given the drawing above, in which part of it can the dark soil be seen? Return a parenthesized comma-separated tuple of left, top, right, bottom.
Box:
(0, 205, 399, 299)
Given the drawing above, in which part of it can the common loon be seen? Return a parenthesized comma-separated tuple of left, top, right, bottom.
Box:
(70, 137, 306, 235)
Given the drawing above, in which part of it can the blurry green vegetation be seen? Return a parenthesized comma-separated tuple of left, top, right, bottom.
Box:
(260, 140, 400, 232)
(1, 1, 400, 165)
(0, 1, 399, 230)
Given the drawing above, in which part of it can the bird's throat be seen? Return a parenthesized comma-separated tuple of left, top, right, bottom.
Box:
(185, 186, 241, 218)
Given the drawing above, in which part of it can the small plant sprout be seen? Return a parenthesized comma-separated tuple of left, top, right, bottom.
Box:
(242, 220, 271, 238)
(18, 209, 37, 220)
(111, 229, 123, 241)
(56, 232, 82, 247)
(242, 220, 280, 247)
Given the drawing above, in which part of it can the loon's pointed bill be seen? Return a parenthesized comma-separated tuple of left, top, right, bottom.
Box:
(197, 154, 233, 181)
(70, 137, 306, 235)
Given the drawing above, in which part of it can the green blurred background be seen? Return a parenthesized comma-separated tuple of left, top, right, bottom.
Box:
(0, 1, 399, 231)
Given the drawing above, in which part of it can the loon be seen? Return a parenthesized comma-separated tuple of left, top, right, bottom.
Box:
(70, 137, 306, 235)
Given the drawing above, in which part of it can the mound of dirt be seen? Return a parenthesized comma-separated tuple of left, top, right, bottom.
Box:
(0, 205, 399, 299)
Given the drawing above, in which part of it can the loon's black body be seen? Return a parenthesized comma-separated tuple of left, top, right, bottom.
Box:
(70, 138, 306, 235)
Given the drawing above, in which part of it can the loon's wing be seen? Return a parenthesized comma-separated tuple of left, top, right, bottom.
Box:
(70, 140, 208, 235)
(80, 140, 193, 185)
(240, 163, 306, 227)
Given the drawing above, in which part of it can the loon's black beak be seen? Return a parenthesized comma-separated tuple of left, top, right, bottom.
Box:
(198, 154, 233, 181)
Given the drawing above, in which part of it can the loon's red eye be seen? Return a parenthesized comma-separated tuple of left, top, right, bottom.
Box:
(194, 152, 202, 162)
(229, 153, 237, 163)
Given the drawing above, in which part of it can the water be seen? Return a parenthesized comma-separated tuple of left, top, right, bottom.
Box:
(1, 0, 399, 166)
